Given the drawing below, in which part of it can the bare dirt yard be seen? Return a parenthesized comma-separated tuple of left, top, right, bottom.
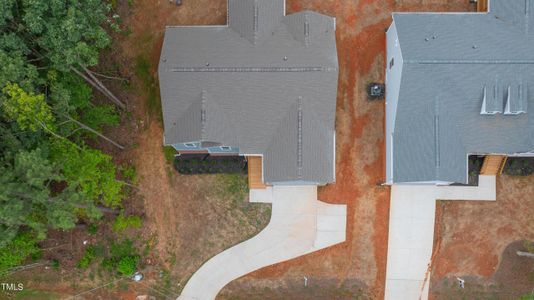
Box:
(430, 174, 534, 299)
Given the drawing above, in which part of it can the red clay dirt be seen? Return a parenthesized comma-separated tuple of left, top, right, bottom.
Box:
(430, 174, 534, 299)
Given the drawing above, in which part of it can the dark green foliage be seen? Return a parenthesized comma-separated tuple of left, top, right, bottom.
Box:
(51, 259, 60, 269)
(0, 232, 40, 275)
(0, 147, 90, 243)
(88, 224, 98, 235)
(81, 104, 120, 134)
(110, 239, 136, 258)
(504, 158, 534, 176)
(0, 0, 126, 267)
(174, 156, 247, 175)
(4, 0, 112, 71)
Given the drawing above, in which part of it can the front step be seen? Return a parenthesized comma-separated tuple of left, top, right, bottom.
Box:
(480, 155, 507, 175)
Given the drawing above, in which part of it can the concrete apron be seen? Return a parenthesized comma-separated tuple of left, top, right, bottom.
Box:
(178, 185, 347, 300)
(385, 175, 496, 300)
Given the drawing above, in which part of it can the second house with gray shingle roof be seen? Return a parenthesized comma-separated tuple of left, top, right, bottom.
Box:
(386, 0, 534, 185)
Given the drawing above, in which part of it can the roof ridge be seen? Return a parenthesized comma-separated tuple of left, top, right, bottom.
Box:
(297, 96, 303, 179)
(405, 59, 534, 64)
(170, 67, 334, 72)
(200, 90, 207, 140)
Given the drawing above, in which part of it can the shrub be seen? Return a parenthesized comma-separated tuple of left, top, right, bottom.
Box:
(0, 233, 40, 275)
(117, 256, 139, 276)
(101, 239, 140, 276)
(51, 259, 60, 270)
(88, 224, 98, 235)
(77, 246, 96, 269)
(120, 165, 137, 185)
(112, 214, 142, 232)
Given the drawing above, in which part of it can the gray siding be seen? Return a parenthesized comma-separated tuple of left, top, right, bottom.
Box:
(385, 21, 403, 184)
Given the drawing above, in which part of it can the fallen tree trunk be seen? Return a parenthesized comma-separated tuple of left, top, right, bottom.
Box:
(74, 205, 120, 215)
(71, 67, 126, 110)
(82, 66, 126, 109)
(65, 115, 125, 150)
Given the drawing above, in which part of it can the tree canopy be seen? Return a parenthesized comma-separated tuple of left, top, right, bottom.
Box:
(0, 0, 125, 265)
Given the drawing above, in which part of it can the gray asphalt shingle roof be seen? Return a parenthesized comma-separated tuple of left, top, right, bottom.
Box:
(392, 0, 534, 184)
(158, 0, 338, 185)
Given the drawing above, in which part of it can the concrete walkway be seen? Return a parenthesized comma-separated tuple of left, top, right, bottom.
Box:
(385, 176, 496, 300)
(178, 186, 347, 300)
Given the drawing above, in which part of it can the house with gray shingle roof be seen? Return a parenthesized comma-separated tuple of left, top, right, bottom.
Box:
(386, 0, 534, 185)
(158, 0, 338, 185)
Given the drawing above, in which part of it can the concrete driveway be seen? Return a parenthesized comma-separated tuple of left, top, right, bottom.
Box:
(385, 176, 496, 300)
(178, 185, 347, 300)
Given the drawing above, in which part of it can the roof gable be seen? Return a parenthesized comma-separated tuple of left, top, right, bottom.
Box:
(228, 0, 284, 45)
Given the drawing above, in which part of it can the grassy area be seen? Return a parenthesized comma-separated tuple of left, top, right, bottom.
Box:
(163, 146, 177, 165)
(432, 278, 502, 300)
(216, 174, 271, 229)
(135, 54, 161, 121)
(11, 289, 62, 300)
(217, 174, 249, 207)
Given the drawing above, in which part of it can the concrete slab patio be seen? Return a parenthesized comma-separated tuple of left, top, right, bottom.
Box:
(385, 176, 496, 300)
(178, 186, 347, 300)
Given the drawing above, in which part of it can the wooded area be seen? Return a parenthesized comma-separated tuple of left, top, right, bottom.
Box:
(0, 0, 130, 274)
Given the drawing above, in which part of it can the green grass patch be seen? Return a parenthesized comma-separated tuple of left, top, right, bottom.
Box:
(217, 174, 248, 208)
(214, 173, 272, 232)
(135, 55, 162, 121)
(163, 146, 177, 165)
